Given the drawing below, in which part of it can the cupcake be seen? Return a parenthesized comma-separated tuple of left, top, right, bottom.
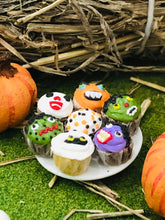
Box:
(65, 108, 102, 136)
(51, 131, 95, 176)
(37, 92, 73, 120)
(73, 82, 110, 112)
(93, 122, 133, 165)
(102, 94, 141, 136)
(23, 113, 64, 157)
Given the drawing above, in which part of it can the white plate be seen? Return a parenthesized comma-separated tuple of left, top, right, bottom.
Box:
(36, 127, 143, 181)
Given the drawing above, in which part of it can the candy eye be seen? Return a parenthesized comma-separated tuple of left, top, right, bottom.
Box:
(79, 83, 86, 90)
(126, 96, 133, 101)
(67, 135, 74, 141)
(113, 103, 120, 110)
(47, 117, 56, 123)
(115, 131, 123, 137)
(106, 123, 113, 128)
(31, 123, 39, 131)
(80, 136, 87, 142)
(97, 84, 105, 91)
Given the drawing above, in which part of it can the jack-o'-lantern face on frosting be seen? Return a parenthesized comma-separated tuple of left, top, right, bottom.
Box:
(73, 83, 110, 111)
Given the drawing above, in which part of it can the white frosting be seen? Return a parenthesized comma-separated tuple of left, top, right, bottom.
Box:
(65, 109, 102, 135)
(51, 131, 94, 160)
(37, 92, 73, 119)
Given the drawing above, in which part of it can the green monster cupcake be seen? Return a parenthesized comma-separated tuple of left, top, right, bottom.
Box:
(102, 94, 141, 136)
(24, 113, 64, 157)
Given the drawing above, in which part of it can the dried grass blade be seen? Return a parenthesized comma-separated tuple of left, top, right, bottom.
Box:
(63, 209, 103, 220)
(139, 98, 152, 120)
(76, 181, 150, 220)
(0, 155, 35, 166)
(130, 77, 165, 92)
(16, 0, 67, 24)
(0, 151, 5, 156)
(48, 175, 58, 188)
(87, 209, 144, 219)
(0, 37, 28, 63)
(82, 180, 120, 199)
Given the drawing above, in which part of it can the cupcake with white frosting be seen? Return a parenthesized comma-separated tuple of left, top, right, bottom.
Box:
(37, 92, 73, 120)
(65, 108, 102, 136)
(51, 131, 95, 175)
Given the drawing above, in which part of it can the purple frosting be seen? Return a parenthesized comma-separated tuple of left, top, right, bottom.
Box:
(93, 123, 127, 152)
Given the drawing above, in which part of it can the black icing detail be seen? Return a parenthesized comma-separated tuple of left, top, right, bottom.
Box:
(64, 137, 87, 145)
(46, 92, 54, 97)
(129, 106, 136, 113)
(64, 95, 71, 102)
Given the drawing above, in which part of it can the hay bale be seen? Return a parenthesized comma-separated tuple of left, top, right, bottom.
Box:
(0, 0, 165, 75)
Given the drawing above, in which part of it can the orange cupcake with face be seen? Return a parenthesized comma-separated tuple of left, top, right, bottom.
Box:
(73, 83, 110, 112)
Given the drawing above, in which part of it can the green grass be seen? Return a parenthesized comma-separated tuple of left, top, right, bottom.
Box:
(0, 70, 165, 220)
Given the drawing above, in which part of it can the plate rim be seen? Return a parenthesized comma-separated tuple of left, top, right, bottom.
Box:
(36, 127, 143, 181)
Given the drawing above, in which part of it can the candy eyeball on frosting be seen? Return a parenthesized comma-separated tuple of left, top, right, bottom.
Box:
(37, 92, 73, 119)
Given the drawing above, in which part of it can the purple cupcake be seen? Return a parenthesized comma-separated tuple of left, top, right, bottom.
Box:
(93, 122, 133, 165)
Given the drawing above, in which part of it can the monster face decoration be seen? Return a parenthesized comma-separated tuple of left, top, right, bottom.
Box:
(93, 122, 130, 152)
(103, 94, 141, 122)
(64, 135, 88, 145)
(73, 83, 110, 110)
(25, 113, 63, 145)
(51, 131, 95, 161)
(37, 92, 73, 119)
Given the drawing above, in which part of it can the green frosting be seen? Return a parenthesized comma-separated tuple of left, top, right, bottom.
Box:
(25, 113, 63, 145)
(104, 95, 141, 122)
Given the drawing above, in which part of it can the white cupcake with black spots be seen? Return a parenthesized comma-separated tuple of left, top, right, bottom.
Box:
(65, 108, 102, 136)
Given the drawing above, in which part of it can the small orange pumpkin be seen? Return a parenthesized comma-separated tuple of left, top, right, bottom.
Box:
(0, 52, 37, 133)
(73, 82, 110, 112)
(141, 132, 165, 217)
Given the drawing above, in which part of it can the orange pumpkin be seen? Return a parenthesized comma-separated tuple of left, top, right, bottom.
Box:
(0, 52, 37, 133)
(73, 82, 110, 111)
(141, 132, 165, 217)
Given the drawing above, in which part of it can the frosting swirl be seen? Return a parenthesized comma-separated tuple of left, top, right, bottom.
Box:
(51, 131, 94, 160)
